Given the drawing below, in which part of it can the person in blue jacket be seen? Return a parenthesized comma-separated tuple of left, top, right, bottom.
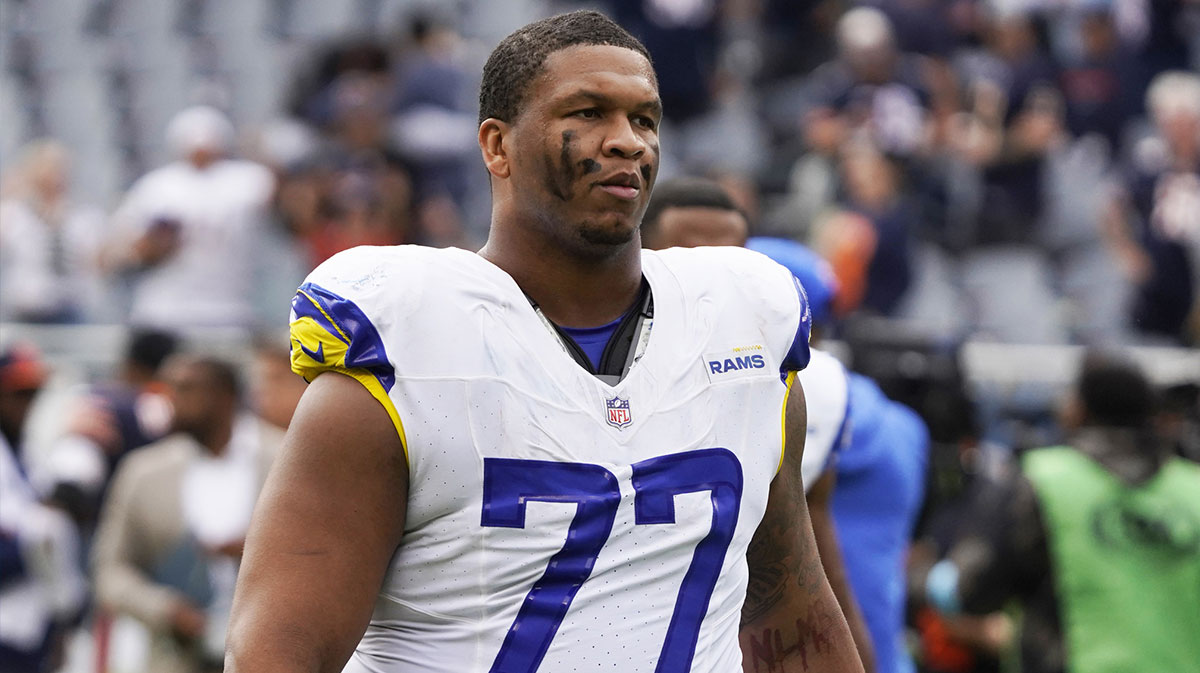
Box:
(748, 236, 930, 673)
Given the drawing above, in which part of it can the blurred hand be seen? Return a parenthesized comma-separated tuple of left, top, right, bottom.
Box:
(170, 599, 208, 642)
(67, 397, 121, 454)
(133, 219, 181, 267)
(804, 109, 848, 156)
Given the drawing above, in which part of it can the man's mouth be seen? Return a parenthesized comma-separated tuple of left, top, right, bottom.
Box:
(596, 172, 641, 200)
(599, 184, 639, 199)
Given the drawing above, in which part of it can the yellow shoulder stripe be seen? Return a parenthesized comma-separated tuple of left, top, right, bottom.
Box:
(297, 289, 352, 344)
(779, 370, 798, 475)
(328, 366, 410, 467)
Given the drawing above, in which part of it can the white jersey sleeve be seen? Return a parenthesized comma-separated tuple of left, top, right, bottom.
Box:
(288, 245, 425, 450)
(797, 348, 851, 491)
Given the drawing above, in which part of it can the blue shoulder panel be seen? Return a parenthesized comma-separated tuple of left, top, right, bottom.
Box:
(781, 276, 813, 375)
(290, 282, 395, 392)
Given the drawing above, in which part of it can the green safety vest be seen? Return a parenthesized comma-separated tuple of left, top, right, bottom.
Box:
(1023, 446, 1200, 673)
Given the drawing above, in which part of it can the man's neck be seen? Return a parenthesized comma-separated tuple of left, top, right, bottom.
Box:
(1072, 425, 1165, 487)
(479, 225, 644, 328)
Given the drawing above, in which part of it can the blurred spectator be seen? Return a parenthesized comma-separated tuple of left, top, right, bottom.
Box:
(1158, 382, 1199, 463)
(782, 7, 942, 247)
(1137, 0, 1200, 77)
(0, 140, 109, 323)
(871, 0, 966, 58)
(819, 144, 917, 315)
(289, 38, 393, 130)
(391, 13, 480, 247)
(906, 370, 1011, 673)
(951, 9, 1065, 246)
(610, 0, 720, 125)
(249, 337, 306, 432)
(35, 329, 178, 537)
(0, 344, 88, 673)
(922, 351, 1200, 673)
(91, 355, 282, 673)
(1057, 2, 1144, 153)
(1102, 70, 1200, 343)
(639, 177, 749, 249)
(244, 118, 320, 322)
(0, 345, 48, 461)
(304, 168, 410, 266)
(104, 106, 276, 329)
(303, 66, 424, 259)
(804, 7, 937, 161)
(758, 0, 842, 85)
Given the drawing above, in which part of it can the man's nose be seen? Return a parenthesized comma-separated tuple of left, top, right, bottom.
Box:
(602, 118, 647, 159)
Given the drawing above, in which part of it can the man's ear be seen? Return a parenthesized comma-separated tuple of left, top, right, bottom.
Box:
(479, 118, 511, 179)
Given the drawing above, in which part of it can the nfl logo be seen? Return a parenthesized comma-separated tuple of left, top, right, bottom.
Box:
(606, 396, 632, 429)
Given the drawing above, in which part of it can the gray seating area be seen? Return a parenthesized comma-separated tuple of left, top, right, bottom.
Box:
(0, 0, 455, 206)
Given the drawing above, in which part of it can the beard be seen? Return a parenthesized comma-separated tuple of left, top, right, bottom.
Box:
(578, 216, 638, 247)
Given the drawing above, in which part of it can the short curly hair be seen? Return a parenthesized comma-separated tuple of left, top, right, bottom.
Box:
(478, 11, 653, 125)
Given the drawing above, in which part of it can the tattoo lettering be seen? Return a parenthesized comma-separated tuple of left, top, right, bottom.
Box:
(744, 609, 841, 673)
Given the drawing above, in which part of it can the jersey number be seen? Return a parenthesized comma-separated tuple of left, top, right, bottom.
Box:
(481, 448, 743, 673)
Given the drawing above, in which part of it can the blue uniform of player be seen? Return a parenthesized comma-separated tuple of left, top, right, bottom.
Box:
(833, 373, 929, 673)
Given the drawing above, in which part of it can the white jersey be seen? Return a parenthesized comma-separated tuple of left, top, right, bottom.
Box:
(288, 245, 811, 673)
(797, 349, 851, 492)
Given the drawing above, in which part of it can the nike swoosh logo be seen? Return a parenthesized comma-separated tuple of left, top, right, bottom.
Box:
(299, 341, 325, 363)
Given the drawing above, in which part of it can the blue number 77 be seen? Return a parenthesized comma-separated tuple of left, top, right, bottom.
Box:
(481, 448, 744, 673)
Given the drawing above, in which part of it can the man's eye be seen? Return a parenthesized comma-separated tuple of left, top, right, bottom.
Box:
(574, 109, 600, 119)
(635, 116, 658, 130)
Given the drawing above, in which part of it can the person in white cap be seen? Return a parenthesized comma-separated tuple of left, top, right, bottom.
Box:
(105, 106, 275, 329)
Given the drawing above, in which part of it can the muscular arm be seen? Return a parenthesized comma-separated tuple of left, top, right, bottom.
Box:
(808, 469, 877, 673)
(225, 372, 408, 673)
(740, 379, 865, 673)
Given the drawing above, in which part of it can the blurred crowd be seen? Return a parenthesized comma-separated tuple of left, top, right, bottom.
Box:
(1, 1, 1199, 672)
(1, 0, 1199, 343)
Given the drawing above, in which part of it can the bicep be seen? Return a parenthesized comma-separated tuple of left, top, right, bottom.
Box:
(226, 371, 408, 672)
(743, 379, 820, 624)
(741, 378, 864, 671)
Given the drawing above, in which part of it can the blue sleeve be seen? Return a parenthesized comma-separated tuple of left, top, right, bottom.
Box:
(289, 282, 395, 389)
(781, 276, 812, 374)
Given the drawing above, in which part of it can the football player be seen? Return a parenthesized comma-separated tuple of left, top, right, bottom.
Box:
(226, 11, 863, 673)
